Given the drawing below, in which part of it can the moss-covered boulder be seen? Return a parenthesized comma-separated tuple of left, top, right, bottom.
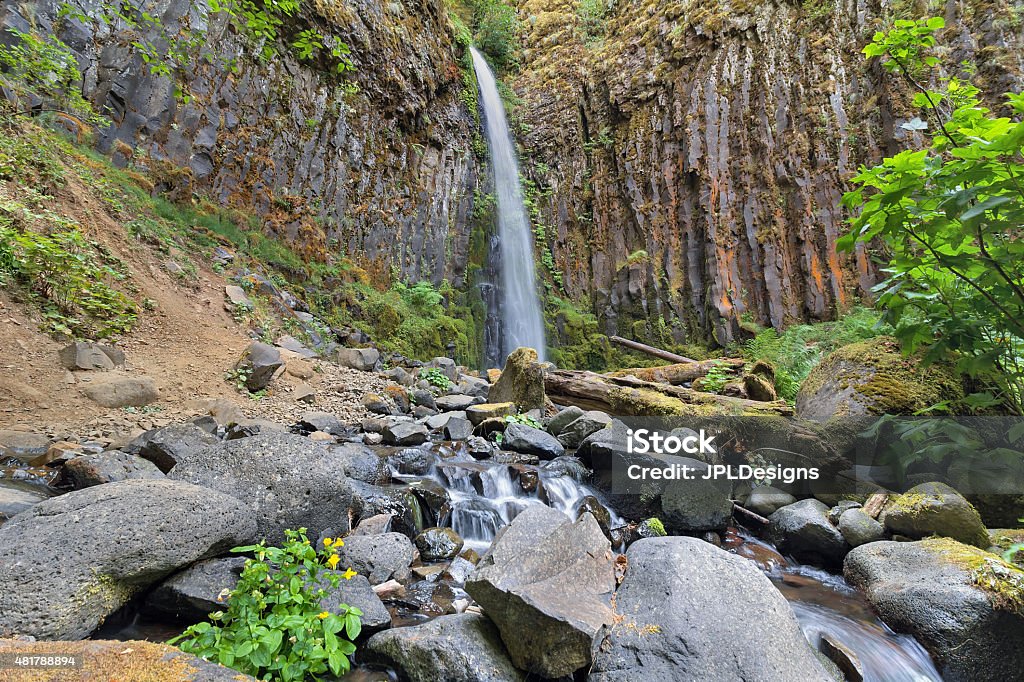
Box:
(795, 337, 963, 419)
(989, 529, 1024, 568)
(845, 538, 1024, 681)
(881, 482, 990, 548)
(489, 347, 546, 412)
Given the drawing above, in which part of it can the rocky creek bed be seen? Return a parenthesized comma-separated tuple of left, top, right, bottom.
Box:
(2, 344, 1023, 681)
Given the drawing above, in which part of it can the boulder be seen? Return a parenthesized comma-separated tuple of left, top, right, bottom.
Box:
(795, 337, 963, 419)
(135, 423, 220, 473)
(386, 447, 435, 475)
(336, 347, 379, 371)
(336, 532, 415, 583)
(168, 433, 353, 544)
(59, 342, 123, 371)
(746, 485, 797, 517)
(768, 498, 850, 567)
(435, 394, 478, 412)
(224, 284, 253, 309)
(427, 356, 459, 381)
(298, 411, 345, 435)
(556, 411, 612, 448)
(385, 366, 415, 386)
(349, 481, 421, 538)
(319, 573, 391, 634)
(845, 539, 1024, 681)
(465, 505, 616, 678)
(443, 417, 473, 441)
(82, 375, 159, 407)
(547, 406, 585, 436)
(0, 640, 256, 681)
(367, 613, 525, 682)
(362, 393, 394, 415)
(880, 482, 989, 548)
(64, 451, 165, 488)
(415, 527, 464, 561)
(349, 513, 394, 536)
(503, 423, 564, 460)
(837, 508, 886, 547)
(411, 389, 438, 410)
(147, 557, 247, 621)
(0, 483, 49, 521)
(457, 375, 490, 398)
(488, 347, 546, 412)
(0, 480, 255, 639)
(466, 402, 517, 426)
(331, 443, 388, 484)
(0, 430, 50, 461)
(590, 537, 830, 681)
(382, 422, 429, 446)
(660, 458, 733, 533)
(235, 342, 283, 391)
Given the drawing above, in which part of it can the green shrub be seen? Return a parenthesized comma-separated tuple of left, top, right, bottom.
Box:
(744, 307, 887, 400)
(472, 0, 521, 71)
(505, 413, 542, 429)
(699, 361, 732, 393)
(169, 529, 362, 681)
(420, 367, 454, 390)
(577, 0, 613, 43)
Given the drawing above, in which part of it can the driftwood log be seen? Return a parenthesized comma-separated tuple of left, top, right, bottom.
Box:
(544, 369, 793, 417)
(608, 336, 697, 364)
(606, 358, 746, 385)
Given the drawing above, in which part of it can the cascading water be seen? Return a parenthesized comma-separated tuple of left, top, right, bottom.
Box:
(470, 47, 547, 363)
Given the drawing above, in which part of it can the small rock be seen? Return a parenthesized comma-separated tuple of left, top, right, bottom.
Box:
(838, 508, 886, 548)
(136, 424, 220, 473)
(298, 412, 344, 435)
(414, 527, 464, 561)
(547, 406, 585, 436)
(292, 384, 316, 403)
(148, 557, 247, 620)
(224, 285, 253, 309)
(336, 532, 415, 583)
(235, 342, 283, 391)
(466, 402, 517, 426)
(82, 376, 159, 408)
(435, 394, 477, 412)
(362, 393, 394, 415)
(64, 451, 164, 488)
(556, 411, 612, 448)
(769, 499, 850, 567)
(880, 482, 989, 548)
(747, 486, 798, 517)
(59, 342, 122, 371)
(383, 422, 429, 446)
(503, 423, 564, 460)
(443, 417, 473, 441)
(337, 347, 380, 372)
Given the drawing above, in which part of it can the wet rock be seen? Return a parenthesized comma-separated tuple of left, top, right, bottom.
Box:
(414, 527, 464, 561)
(82, 375, 159, 408)
(880, 482, 989, 548)
(465, 504, 615, 678)
(488, 347, 546, 412)
(0, 430, 50, 462)
(235, 342, 283, 391)
(466, 402, 517, 426)
(168, 433, 352, 544)
(502, 423, 564, 460)
(795, 337, 963, 419)
(350, 513, 394, 536)
(466, 436, 495, 458)
(769, 499, 850, 567)
(64, 450, 164, 488)
(546, 405, 585, 436)
(387, 447, 434, 475)
(0, 483, 48, 521)
(845, 539, 1024, 681)
(337, 347, 380, 372)
(556, 411, 612, 448)
(59, 342, 123, 371)
(660, 458, 733, 533)
(332, 443, 388, 484)
(383, 422, 429, 446)
(590, 537, 830, 681)
(319, 574, 391, 634)
(435, 394, 478, 412)
(837, 508, 886, 547)
(444, 417, 474, 441)
(0, 480, 255, 639)
(576, 495, 612, 538)
(746, 486, 797, 517)
(349, 481, 420, 538)
(136, 423, 220, 473)
(819, 634, 864, 682)
(367, 613, 525, 682)
(336, 532, 415, 583)
(147, 557, 246, 621)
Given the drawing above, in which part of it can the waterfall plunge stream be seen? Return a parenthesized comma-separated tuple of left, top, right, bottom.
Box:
(470, 47, 547, 362)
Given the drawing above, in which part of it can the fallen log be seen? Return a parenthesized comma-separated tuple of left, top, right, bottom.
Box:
(609, 336, 697, 364)
(544, 369, 793, 417)
(606, 358, 745, 385)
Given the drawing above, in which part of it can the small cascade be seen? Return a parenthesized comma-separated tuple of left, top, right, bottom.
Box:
(470, 47, 547, 362)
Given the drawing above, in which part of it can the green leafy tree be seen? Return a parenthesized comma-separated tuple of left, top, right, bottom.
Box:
(472, 0, 520, 71)
(169, 529, 363, 681)
(839, 17, 1024, 414)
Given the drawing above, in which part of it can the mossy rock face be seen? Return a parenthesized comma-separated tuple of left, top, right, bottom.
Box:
(489, 347, 546, 412)
(881, 482, 990, 548)
(795, 337, 963, 419)
(989, 529, 1024, 568)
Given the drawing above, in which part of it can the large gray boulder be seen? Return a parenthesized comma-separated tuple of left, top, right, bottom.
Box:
(845, 539, 1024, 681)
(590, 537, 831, 681)
(0, 480, 255, 639)
(465, 505, 615, 678)
(336, 347, 379, 372)
(59, 342, 123, 371)
(367, 613, 525, 682)
(135, 423, 220, 473)
(837, 508, 886, 547)
(236, 342, 283, 391)
(168, 433, 353, 544)
(147, 557, 247, 621)
(880, 482, 989, 548)
(64, 450, 165, 488)
(331, 443, 388, 484)
(82, 375, 159, 408)
(556, 411, 612, 449)
(503, 423, 565, 460)
(768, 498, 850, 567)
(336, 532, 415, 584)
(660, 458, 733, 533)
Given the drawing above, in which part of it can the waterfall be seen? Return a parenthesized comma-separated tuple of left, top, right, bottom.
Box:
(470, 47, 547, 363)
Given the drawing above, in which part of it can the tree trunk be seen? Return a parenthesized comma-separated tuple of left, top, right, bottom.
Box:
(606, 358, 745, 385)
(608, 336, 697, 364)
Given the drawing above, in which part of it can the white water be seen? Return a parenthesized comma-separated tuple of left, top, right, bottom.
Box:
(470, 47, 547, 362)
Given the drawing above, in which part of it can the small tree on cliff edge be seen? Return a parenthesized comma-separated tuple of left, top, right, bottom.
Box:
(839, 17, 1024, 415)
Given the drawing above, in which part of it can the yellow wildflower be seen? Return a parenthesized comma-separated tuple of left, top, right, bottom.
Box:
(317, 611, 329, 620)
(332, 538, 345, 548)
(342, 568, 357, 580)
(322, 537, 333, 547)
(327, 554, 340, 569)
